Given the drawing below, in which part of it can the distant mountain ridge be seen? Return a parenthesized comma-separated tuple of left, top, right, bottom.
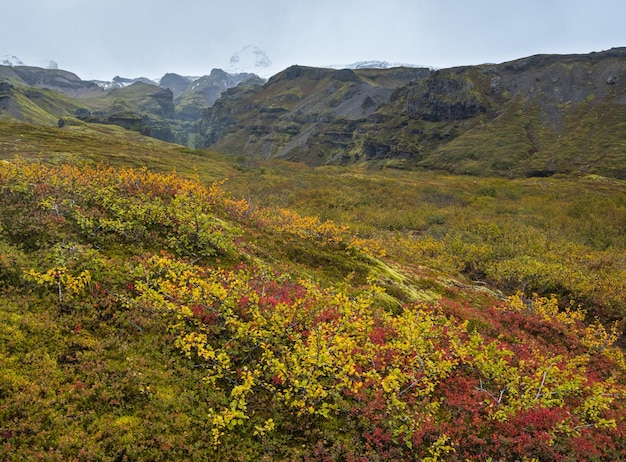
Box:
(0, 63, 264, 145)
(2, 48, 626, 178)
(198, 47, 626, 178)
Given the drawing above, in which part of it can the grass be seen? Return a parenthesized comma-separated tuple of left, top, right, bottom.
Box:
(2, 53, 626, 459)
(0, 86, 84, 125)
(223, 159, 626, 322)
(0, 121, 235, 179)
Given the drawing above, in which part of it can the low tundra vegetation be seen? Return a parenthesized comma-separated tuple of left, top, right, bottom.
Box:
(1, 160, 624, 461)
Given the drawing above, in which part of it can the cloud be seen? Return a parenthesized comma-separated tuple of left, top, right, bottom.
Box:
(1, 0, 624, 80)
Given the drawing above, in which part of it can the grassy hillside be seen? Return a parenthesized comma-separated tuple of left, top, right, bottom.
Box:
(1, 64, 267, 148)
(5, 49, 625, 178)
(0, 84, 87, 125)
(411, 95, 626, 177)
(0, 121, 232, 178)
(222, 158, 626, 322)
(1, 120, 625, 460)
(198, 65, 430, 164)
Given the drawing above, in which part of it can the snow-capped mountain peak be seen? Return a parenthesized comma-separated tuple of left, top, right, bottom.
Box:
(43, 59, 59, 70)
(229, 45, 273, 75)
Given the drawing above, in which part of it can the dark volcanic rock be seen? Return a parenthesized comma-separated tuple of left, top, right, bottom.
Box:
(174, 69, 263, 121)
(0, 81, 13, 93)
(110, 82, 175, 119)
(199, 65, 430, 162)
(403, 74, 486, 122)
(268, 65, 331, 84)
(363, 141, 391, 160)
(10, 66, 104, 97)
(159, 73, 192, 97)
(196, 47, 626, 176)
(197, 83, 262, 146)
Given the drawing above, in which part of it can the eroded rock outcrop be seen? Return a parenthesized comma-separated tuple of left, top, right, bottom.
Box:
(197, 48, 626, 177)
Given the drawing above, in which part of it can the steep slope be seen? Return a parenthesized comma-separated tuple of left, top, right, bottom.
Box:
(171, 69, 263, 121)
(76, 82, 179, 142)
(198, 65, 430, 164)
(0, 81, 87, 125)
(376, 48, 626, 176)
(0, 66, 177, 137)
(7, 65, 105, 97)
(158, 73, 193, 97)
(3, 48, 625, 177)
(0, 65, 29, 86)
(198, 48, 626, 177)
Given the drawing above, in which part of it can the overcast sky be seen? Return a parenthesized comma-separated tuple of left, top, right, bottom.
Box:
(2, 0, 625, 80)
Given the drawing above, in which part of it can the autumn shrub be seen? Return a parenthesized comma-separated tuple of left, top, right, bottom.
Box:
(1, 160, 625, 461)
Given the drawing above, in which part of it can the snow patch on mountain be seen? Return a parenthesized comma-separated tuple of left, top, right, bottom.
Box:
(328, 60, 431, 70)
(90, 75, 159, 90)
(43, 60, 59, 70)
(228, 45, 274, 77)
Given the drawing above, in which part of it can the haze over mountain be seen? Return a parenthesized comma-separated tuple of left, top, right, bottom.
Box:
(228, 45, 275, 77)
(2, 0, 625, 81)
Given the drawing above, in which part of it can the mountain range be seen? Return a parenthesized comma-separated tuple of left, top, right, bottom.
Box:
(199, 48, 626, 178)
(0, 63, 263, 146)
(1, 47, 625, 177)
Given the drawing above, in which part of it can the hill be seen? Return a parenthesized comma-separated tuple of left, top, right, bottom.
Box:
(0, 65, 105, 98)
(198, 65, 430, 163)
(171, 69, 263, 122)
(0, 81, 87, 125)
(198, 48, 626, 177)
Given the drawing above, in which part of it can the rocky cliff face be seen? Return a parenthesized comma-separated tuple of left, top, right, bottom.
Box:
(0, 75, 88, 125)
(198, 65, 430, 163)
(159, 73, 192, 97)
(3, 49, 626, 176)
(113, 82, 175, 118)
(173, 69, 263, 122)
(402, 74, 487, 122)
(198, 48, 626, 177)
(71, 85, 176, 142)
(393, 49, 626, 176)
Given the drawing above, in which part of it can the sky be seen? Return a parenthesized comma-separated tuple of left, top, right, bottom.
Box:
(2, 0, 625, 81)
